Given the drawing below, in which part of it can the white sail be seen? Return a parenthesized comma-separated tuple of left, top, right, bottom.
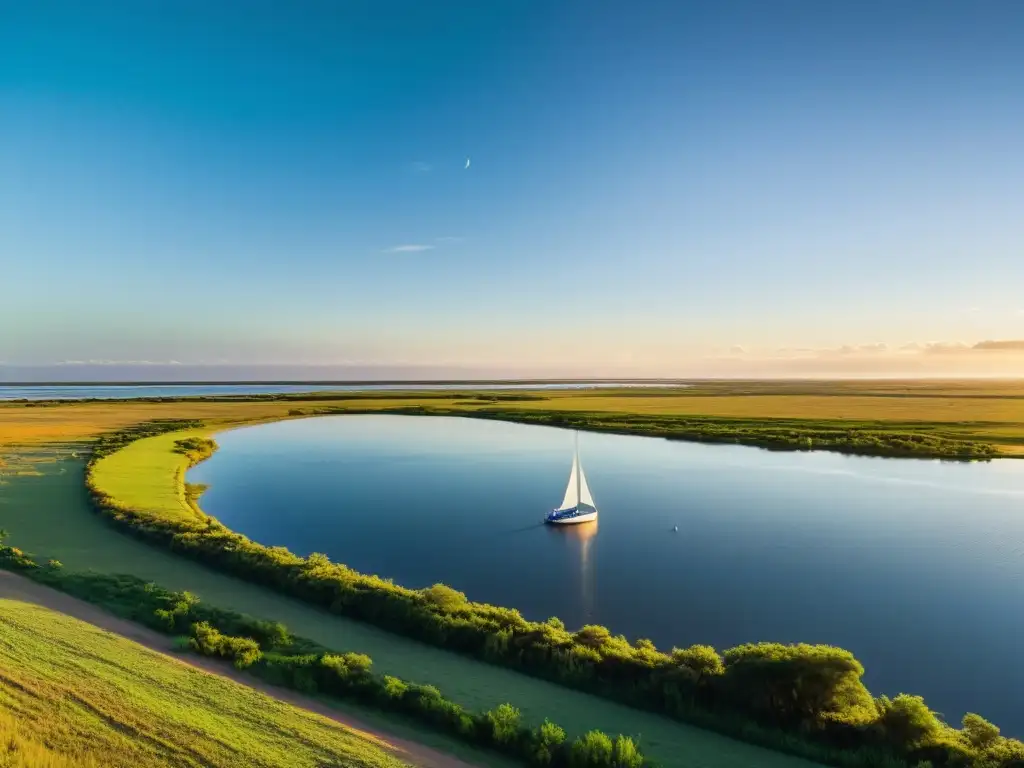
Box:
(558, 454, 579, 510)
(578, 464, 596, 509)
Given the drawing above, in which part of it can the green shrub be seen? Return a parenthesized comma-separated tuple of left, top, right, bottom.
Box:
(487, 703, 522, 746)
(530, 720, 567, 766)
(570, 731, 614, 768)
(962, 713, 1001, 750)
(188, 621, 262, 669)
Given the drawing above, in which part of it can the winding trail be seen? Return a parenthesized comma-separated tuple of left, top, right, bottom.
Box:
(0, 570, 479, 768)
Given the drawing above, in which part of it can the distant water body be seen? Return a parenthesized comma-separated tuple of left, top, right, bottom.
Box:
(0, 382, 678, 401)
(191, 415, 1024, 735)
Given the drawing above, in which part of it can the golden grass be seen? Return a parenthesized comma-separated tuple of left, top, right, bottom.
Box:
(0, 706, 102, 768)
(506, 393, 1024, 422)
(2, 380, 1023, 454)
(0, 599, 409, 768)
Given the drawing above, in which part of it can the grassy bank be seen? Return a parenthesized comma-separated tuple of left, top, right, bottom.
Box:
(1, 460, 818, 768)
(83, 420, 1024, 768)
(0, 597, 410, 768)
(0, 542, 649, 768)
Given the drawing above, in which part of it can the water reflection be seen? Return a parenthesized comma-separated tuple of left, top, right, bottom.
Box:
(548, 520, 599, 622)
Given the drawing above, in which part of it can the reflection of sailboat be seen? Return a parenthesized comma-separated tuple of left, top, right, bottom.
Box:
(560, 518, 598, 620)
(546, 431, 597, 525)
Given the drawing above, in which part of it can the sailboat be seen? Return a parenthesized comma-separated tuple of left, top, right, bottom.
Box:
(546, 431, 598, 525)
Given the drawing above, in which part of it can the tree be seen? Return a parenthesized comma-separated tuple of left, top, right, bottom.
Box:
(531, 720, 566, 766)
(876, 695, 944, 750)
(962, 712, 1000, 749)
(573, 625, 612, 650)
(487, 703, 521, 746)
(570, 731, 613, 768)
(422, 584, 467, 612)
(612, 736, 644, 768)
(723, 643, 874, 727)
(672, 644, 724, 681)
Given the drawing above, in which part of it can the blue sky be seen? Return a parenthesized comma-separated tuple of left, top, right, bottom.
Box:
(3, 1, 1024, 378)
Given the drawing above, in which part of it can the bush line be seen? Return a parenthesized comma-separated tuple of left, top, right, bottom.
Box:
(332, 407, 997, 461)
(86, 421, 1021, 768)
(0, 542, 646, 768)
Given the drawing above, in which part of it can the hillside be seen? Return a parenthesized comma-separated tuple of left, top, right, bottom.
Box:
(0, 597, 412, 768)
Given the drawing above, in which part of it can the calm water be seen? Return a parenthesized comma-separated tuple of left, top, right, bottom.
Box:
(0, 382, 678, 400)
(191, 415, 1024, 734)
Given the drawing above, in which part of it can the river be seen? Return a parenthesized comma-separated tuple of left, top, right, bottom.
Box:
(189, 414, 1024, 735)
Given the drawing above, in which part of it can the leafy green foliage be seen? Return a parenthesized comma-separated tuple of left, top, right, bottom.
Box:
(487, 703, 522, 745)
(172, 436, 218, 463)
(722, 643, 875, 727)
(570, 731, 614, 768)
(189, 621, 263, 668)
(962, 713, 1001, 750)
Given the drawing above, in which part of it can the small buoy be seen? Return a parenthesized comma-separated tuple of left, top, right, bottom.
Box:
(673, 525, 679, 532)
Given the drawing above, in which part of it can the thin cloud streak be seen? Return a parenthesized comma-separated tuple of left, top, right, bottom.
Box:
(383, 244, 435, 253)
(57, 359, 183, 365)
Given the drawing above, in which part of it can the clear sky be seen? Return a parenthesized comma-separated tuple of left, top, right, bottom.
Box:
(3, 1, 1024, 379)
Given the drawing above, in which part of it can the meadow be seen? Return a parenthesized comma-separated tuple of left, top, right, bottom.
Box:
(4, 379, 1023, 456)
(0, 598, 410, 768)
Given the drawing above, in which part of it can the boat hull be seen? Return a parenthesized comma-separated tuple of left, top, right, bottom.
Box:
(545, 508, 598, 525)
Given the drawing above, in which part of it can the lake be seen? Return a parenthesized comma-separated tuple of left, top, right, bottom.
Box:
(190, 414, 1024, 735)
(0, 382, 678, 400)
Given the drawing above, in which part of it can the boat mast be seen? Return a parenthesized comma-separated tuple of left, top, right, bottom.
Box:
(575, 431, 581, 507)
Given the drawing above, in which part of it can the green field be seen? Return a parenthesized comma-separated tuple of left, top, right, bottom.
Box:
(0, 597, 408, 768)
(1, 460, 823, 768)
(90, 429, 211, 524)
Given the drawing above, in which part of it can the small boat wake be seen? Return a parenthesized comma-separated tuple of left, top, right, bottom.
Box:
(504, 522, 547, 535)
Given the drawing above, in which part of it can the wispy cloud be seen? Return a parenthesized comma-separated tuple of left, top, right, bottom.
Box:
(973, 339, 1024, 351)
(921, 341, 971, 354)
(434, 236, 464, 244)
(411, 161, 432, 172)
(383, 244, 435, 254)
(57, 359, 183, 365)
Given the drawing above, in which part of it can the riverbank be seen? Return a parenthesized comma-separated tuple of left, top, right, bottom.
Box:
(83, 418, 1024, 768)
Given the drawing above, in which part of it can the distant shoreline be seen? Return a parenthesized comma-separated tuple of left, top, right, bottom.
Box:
(0, 379, 690, 387)
(3, 376, 1023, 386)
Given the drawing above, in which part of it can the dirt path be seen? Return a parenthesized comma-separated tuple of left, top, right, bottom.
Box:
(0, 570, 479, 768)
